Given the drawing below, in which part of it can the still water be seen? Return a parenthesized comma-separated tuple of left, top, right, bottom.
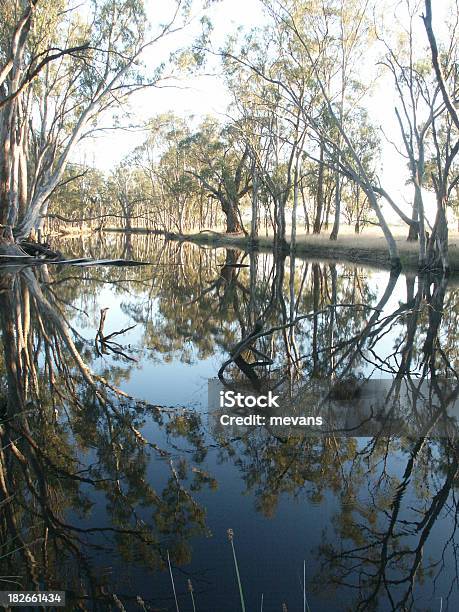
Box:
(0, 232, 458, 611)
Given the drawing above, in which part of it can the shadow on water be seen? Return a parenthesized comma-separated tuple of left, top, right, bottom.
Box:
(0, 233, 459, 610)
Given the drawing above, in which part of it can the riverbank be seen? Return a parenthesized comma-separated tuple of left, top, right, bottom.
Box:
(156, 227, 459, 273)
(59, 224, 459, 273)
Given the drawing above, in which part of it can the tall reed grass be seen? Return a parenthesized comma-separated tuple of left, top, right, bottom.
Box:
(163, 529, 312, 612)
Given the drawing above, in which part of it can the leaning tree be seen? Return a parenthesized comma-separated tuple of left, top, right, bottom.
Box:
(0, 0, 191, 247)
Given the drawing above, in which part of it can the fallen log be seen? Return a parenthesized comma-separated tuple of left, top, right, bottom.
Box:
(48, 258, 151, 267)
(0, 255, 151, 268)
(19, 240, 62, 259)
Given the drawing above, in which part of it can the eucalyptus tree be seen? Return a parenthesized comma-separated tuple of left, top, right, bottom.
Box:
(64, 166, 106, 220)
(261, 0, 458, 271)
(135, 114, 200, 233)
(132, 114, 251, 233)
(228, 81, 289, 242)
(422, 0, 459, 272)
(270, 0, 402, 264)
(220, 0, 405, 265)
(105, 165, 150, 232)
(179, 118, 252, 234)
(377, 0, 446, 270)
(222, 5, 316, 250)
(320, 0, 378, 241)
(0, 0, 193, 245)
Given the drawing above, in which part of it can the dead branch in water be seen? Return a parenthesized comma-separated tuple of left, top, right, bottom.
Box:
(95, 308, 137, 362)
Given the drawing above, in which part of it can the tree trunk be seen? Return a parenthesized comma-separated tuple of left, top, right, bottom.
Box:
(250, 164, 258, 243)
(366, 189, 401, 268)
(274, 197, 289, 253)
(407, 190, 419, 241)
(426, 198, 449, 273)
(0, 102, 14, 226)
(329, 170, 340, 240)
(291, 155, 300, 251)
(313, 142, 324, 234)
(324, 185, 333, 230)
(222, 198, 243, 233)
(301, 183, 310, 233)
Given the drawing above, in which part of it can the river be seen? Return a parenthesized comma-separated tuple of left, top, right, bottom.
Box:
(0, 232, 457, 611)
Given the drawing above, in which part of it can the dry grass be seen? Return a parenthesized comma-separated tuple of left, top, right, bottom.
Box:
(294, 225, 459, 253)
(185, 225, 459, 273)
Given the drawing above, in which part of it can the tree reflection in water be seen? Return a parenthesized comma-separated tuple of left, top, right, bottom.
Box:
(0, 235, 458, 610)
(209, 252, 459, 611)
(0, 265, 213, 610)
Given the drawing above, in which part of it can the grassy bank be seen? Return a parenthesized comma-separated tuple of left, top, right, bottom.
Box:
(154, 226, 459, 274)
(72, 223, 459, 273)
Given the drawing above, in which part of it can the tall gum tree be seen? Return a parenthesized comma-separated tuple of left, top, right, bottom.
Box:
(220, 6, 317, 250)
(275, 0, 401, 266)
(422, 0, 459, 273)
(180, 119, 252, 234)
(376, 0, 446, 270)
(219, 0, 402, 266)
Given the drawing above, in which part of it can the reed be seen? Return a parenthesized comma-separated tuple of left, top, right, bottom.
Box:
(303, 560, 311, 612)
(136, 596, 148, 611)
(161, 538, 314, 612)
(167, 550, 180, 612)
(188, 579, 197, 612)
(228, 528, 246, 612)
(112, 594, 126, 611)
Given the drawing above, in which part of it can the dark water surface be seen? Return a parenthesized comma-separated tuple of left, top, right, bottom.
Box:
(1, 233, 458, 611)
